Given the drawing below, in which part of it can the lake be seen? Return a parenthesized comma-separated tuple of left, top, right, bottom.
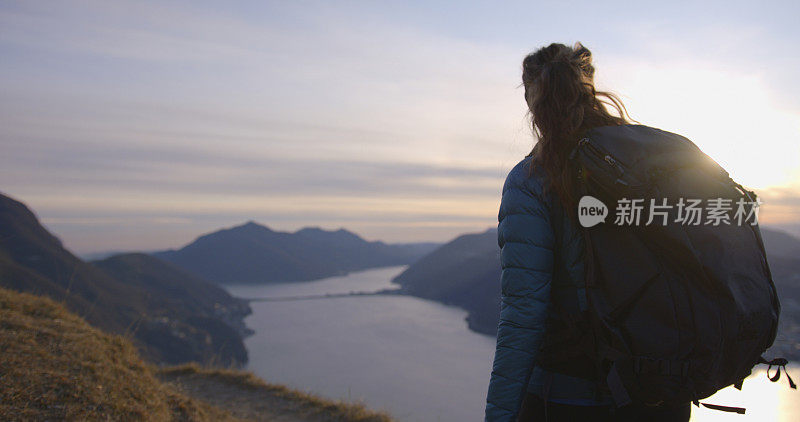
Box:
(226, 265, 799, 422)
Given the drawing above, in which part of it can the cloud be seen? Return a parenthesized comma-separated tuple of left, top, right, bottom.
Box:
(1, 0, 799, 252)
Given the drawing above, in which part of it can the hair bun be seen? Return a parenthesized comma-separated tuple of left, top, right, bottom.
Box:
(571, 42, 594, 77)
(572, 42, 591, 57)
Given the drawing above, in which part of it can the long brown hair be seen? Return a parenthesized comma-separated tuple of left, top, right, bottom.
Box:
(522, 42, 635, 215)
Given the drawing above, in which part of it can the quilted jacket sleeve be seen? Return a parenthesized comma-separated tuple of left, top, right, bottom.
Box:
(484, 162, 555, 421)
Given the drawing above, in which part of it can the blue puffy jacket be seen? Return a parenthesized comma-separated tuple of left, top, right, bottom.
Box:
(484, 155, 612, 421)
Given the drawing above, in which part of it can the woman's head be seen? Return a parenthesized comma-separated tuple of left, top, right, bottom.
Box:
(522, 42, 633, 213)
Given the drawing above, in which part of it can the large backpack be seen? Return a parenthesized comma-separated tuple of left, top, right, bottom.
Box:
(539, 124, 791, 413)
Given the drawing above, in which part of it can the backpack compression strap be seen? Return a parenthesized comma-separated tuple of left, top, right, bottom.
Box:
(692, 401, 746, 414)
(759, 356, 797, 389)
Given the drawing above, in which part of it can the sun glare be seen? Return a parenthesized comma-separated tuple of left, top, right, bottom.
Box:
(600, 60, 800, 191)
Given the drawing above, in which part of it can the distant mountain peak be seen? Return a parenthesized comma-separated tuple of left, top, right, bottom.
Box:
(335, 227, 358, 235)
(239, 220, 269, 229)
(215, 220, 275, 235)
(153, 222, 433, 284)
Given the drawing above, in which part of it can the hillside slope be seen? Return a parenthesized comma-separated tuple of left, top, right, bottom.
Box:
(93, 253, 252, 365)
(0, 287, 393, 422)
(0, 192, 146, 335)
(0, 192, 250, 366)
(391, 228, 500, 335)
(0, 286, 235, 421)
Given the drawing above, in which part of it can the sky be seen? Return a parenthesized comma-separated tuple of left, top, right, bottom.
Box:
(1, 0, 799, 254)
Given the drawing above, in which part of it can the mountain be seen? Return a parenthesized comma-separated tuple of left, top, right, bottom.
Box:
(391, 225, 800, 360)
(0, 191, 251, 366)
(391, 228, 501, 335)
(153, 221, 440, 284)
(0, 286, 392, 422)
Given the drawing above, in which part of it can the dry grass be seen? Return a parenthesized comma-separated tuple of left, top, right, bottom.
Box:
(0, 287, 238, 421)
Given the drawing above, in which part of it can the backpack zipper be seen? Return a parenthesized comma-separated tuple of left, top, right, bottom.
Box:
(578, 137, 623, 174)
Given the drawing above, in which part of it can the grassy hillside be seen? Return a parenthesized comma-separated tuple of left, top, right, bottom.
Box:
(0, 286, 234, 421)
(0, 286, 392, 421)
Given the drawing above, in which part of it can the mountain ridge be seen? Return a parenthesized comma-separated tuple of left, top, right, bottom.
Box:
(154, 220, 440, 284)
